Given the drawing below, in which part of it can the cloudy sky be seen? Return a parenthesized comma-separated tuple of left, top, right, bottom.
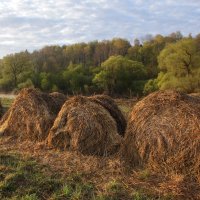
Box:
(0, 0, 200, 58)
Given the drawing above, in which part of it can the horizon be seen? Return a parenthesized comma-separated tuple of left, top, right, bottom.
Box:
(0, 0, 200, 58)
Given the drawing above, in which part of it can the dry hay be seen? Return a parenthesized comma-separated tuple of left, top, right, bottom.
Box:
(0, 101, 3, 118)
(0, 88, 64, 141)
(47, 96, 122, 156)
(189, 93, 200, 98)
(89, 95, 126, 136)
(121, 90, 200, 179)
(1, 137, 200, 200)
(49, 92, 67, 111)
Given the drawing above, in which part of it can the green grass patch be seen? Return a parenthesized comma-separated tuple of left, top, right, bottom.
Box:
(118, 105, 131, 116)
(0, 98, 14, 111)
(0, 153, 98, 200)
(0, 152, 175, 200)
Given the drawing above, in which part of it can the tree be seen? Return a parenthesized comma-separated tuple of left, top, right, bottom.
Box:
(93, 56, 146, 95)
(157, 38, 200, 92)
(111, 38, 131, 56)
(143, 79, 159, 95)
(134, 38, 140, 46)
(169, 31, 183, 41)
(40, 72, 51, 91)
(128, 45, 142, 62)
(63, 64, 93, 94)
(0, 51, 33, 90)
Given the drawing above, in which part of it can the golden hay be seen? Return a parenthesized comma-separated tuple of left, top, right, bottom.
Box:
(47, 96, 122, 156)
(0, 101, 3, 118)
(49, 92, 67, 111)
(121, 90, 200, 178)
(89, 95, 126, 136)
(189, 93, 200, 98)
(0, 88, 64, 141)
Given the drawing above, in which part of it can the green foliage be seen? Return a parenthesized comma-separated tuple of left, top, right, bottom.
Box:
(63, 64, 93, 94)
(51, 84, 59, 92)
(143, 79, 159, 95)
(17, 79, 34, 90)
(93, 55, 147, 95)
(40, 72, 51, 91)
(131, 80, 147, 96)
(0, 51, 33, 91)
(0, 78, 13, 92)
(1, 33, 200, 95)
(158, 38, 200, 76)
(0, 97, 14, 110)
(157, 38, 200, 92)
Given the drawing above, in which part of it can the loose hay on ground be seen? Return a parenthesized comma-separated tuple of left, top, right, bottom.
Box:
(47, 96, 122, 156)
(0, 88, 64, 141)
(89, 95, 126, 136)
(49, 92, 67, 111)
(121, 90, 200, 180)
(0, 101, 3, 118)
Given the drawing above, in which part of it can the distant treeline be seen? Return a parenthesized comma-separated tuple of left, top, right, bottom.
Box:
(0, 31, 200, 96)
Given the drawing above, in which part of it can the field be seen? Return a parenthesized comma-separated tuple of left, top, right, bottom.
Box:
(0, 96, 199, 200)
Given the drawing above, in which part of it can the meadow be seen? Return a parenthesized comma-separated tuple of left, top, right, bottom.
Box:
(0, 93, 199, 200)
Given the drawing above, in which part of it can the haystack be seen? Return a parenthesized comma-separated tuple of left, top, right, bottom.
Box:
(89, 95, 126, 136)
(47, 96, 122, 156)
(121, 90, 200, 177)
(0, 88, 64, 141)
(49, 92, 67, 112)
(0, 101, 3, 118)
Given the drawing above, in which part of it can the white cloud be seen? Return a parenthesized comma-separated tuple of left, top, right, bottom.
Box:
(0, 0, 199, 57)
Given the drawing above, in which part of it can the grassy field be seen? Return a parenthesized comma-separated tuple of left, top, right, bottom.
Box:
(1, 98, 14, 112)
(0, 152, 153, 200)
(0, 97, 199, 199)
(0, 139, 181, 200)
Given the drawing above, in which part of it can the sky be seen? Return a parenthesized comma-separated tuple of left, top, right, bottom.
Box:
(0, 0, 200, 58)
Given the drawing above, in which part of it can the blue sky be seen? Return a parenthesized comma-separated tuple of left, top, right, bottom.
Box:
(0, 0, 200, 58)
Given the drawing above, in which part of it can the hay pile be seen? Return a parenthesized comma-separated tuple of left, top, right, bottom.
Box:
(89, 95, 126, 136)
(0, 101, 3, 118)
(47, 96, 122, 156)
(0, 88, 64, 141)
(121, 90, 200, 178)
(189, 93, 200, 98)
(49, 92, 67, 112)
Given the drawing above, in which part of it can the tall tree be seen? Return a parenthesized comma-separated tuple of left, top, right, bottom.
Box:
(157, 38, 200, 92)
(0, 51, 33, 89)
(93, 55, 146, 95)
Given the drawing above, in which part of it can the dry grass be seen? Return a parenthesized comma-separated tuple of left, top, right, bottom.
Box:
(49, 91, 67, 107)
(0, 137, 199, 199)
(0, 100, 3, 119)
(0, 92, 199, 199)
(0, 88, 65, 141)
(121, 90, 200, 182)
(189, 93, 200, 97)
(115, 98, 138, 119)
(89, 95, 127, 136)
(47, 96, 122, 156)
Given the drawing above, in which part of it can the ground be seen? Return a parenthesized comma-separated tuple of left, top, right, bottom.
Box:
(0, 97, 199, 200)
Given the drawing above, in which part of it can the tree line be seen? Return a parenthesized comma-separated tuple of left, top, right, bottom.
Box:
(0, 31, 200, 96)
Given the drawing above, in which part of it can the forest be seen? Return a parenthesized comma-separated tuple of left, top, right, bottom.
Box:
(0, 31, 200, 96)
